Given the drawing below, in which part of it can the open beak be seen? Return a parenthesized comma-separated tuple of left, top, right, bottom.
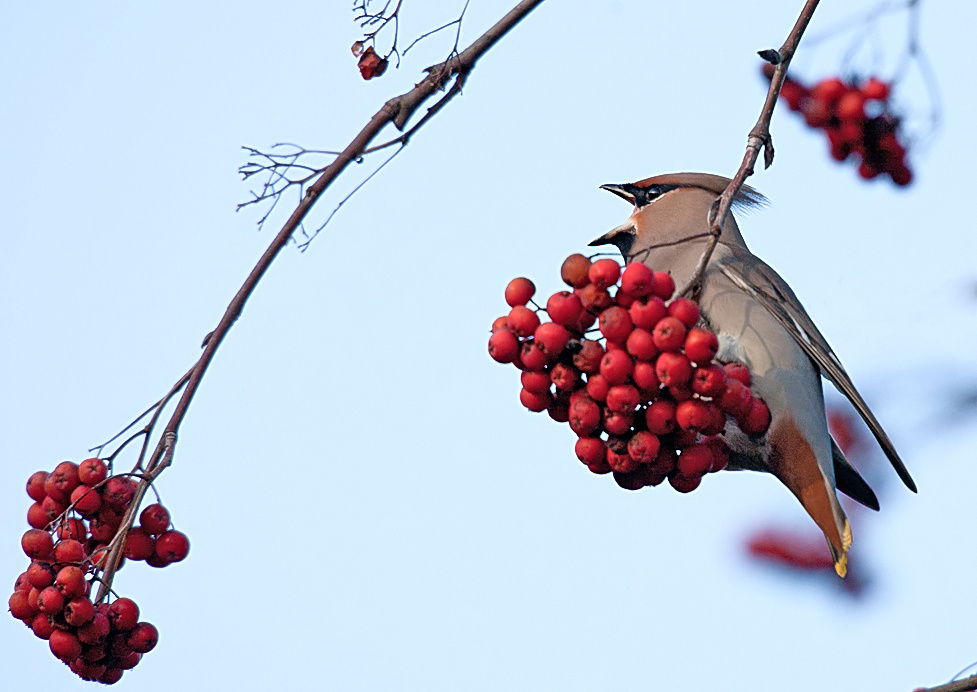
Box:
(589, 220, 635, 247)
(599, 183, 637, 205)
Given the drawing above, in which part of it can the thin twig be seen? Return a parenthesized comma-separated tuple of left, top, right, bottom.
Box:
(679, 0, 820, 298)
(916, 673, 977, 692)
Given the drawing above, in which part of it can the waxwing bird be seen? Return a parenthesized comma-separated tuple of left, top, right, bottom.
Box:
(591, 172, 916, 577)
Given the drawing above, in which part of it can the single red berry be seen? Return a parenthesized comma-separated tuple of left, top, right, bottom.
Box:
(519, 388, 552, 413)
(655, 352, 692, 387)
(651, 272, 675, 299)
(55, 566, 87, 599)
(27, 502, 49, 529)
(588, 259, 621, 289)
(546, 291, 584, 327)
(631, 360, 660, 395)
(22, 529, 54, 560)
(652, 316, 687, 352)
(613, 289, 635, 310)
(585, 373, 609, 401)
(667, 297, 700, 328)
(64, 597, 96, 627)
(103, 476, 136, 511)
(605, 384, 640, 414)
(98, 668, 124, 685)
(517, 340, 548, 372)
(70, 484, 102, 517)
(561, 253, 592, 288)
(488, 329, 520, 364)
(836, 91, 866, 121)
(572, 339, 604, 374)
(701, 436, 730, 472)
(505, 277, 536, 307)
(26, 471, 49, 502)
(41, 495, 68, 523)
(108, 598, 140, 631)
(77, 611, 111, 644)
(507, 305, 540, 337)
(718, 379, 754, 418)
(26, 561, 55, 590)
(625, 328, 658, 361)
(568, 397, 602, 436)
(676, 399, 712, 432)
(602, 409, 633, 435)
(599, 305, 634, 344)
(78, 458, 109, 486)
(574, 437, 607, 466)
(619, 263, 656, 297)
(668, 473, 702, 493)
(548, 392, 571, 423)
(550, 362, 581, 391)
(49, 628, 83, 662)
(54, 539, 85, 564)
(739, 397, 772, 435)
(599, 349, 633, 386)
(627, 431, 661, 464)
(699, 402, 727, 436)
(127, 622, 159, 654)
(861, 77, 890, 101)
(534, 322, 570, 358)
(723, 362, 751, 386)
(9, 590, 36, 620)
(810, 77, 847, 105)
(677, 444, 715, 477)
(645, 400, 677, 435)
(606, 449, 637, 473)
(577, 284, 613, 313)
(124, 527, 157, 561)
(684, 328, 719, 364)
(37, 586, 66, 615)
(629, 295, 668, 329)
(521, 370, 551, 395)
(692, 363, 728, 397)
(491, 316, 509, 332)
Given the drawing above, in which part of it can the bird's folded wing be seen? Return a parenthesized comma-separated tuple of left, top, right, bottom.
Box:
(716, 247, 916, 492)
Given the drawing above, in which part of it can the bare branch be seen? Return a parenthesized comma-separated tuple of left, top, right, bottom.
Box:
(916, 673, 977, 692)
(679, 0, 820, 298)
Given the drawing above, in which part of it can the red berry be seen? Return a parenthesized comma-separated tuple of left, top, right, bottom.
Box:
(574, 437, 607, 467)
(780, 80, 807, 111)
(41, 495, 68, 523)
(64, 597, 95, 627)
(605, 384, 640, 414)
(585, 373, 609, 401)
(627, 431, 661, 464)
(26, 471, 48, 502)
(684, 328, 719, 364)
(692, 363, 728, 397)
(606, 448, 637, 473)
(599, 349, 633, 386)
(625, 328, 658, 360)
(108, 597, 140, 631)
(861, 77, 890, 101)
(651, 272, 675, 299)
(518, 340, 549, 372)
(54, 539, 85, 564)
(668, 473, 702, 493)
(577, 284, 613, 313)
(127, 622, 159, 654)
(655, 352, 692, 387)
(487, 329, 519, 364)
(103, 477, 136, 511)
(676, 399, 712, 432)
(837, 91, 866, 121)
(77, 611, 111, 644)
(78, 458, 109, 486)
(27, 502, 49, 529)
(619, 263, 656, 297)
(37, 586, 65, 615)
(588, 259, 621, 289)
(572, 339, 604, 374)
(491, 316, 509, 332)
(568, 397, 602, 436)
(645, 400, 677, 435)
(520, 370, 551, 395)
(858, 161, 879, 180)
(546, 291, 584, 327)
(550, 362, 581, 391)
(49, 629, 83, 662)
(9, 590, 36, 620)
(667, 297, 700, 328)
(561, 254, 592, 288)
(55, 566, 87, 599)
(718, 379, 754, 418)
(534, 322, 570, 358)
(507, 305, 540, 337)
(504, 277, 536, 307)
(652, 316, 687, 352)
(723, 362, 751, 386)
(629, 295, 668, 329)
(598, 305, 634, 344)
(519, 388, 552, 413)
(124, 527, 157, 561)
(22, 529, 54, 560)
(602, 409, 633, 436)
(26, 561, 55, 589)
(631, 361, 660, 394)
(677, 444, 715, 477)
(739, 397, 772, 435)
(70, 484, 102, 517)
(811, 77, 847, 105)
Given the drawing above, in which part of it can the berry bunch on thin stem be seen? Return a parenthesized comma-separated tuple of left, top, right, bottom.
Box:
(489, 253, 771, 493)
(9, 458, 188, 684)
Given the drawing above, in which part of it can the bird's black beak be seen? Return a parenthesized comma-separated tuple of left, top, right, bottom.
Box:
(589, 221, 636, 251)
(600, 183, 638, 205)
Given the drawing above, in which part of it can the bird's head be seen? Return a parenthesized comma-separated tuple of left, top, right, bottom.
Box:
(590, 172, 766, 260)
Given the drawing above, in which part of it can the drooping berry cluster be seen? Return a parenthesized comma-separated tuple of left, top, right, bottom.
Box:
(762, 64, 912, 186)
(9, 459, 189, 684)
(488, 254, 771, 493)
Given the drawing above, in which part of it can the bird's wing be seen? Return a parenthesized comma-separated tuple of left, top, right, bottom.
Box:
(716, 247, 917, 492)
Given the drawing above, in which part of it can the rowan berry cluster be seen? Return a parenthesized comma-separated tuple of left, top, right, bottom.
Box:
(9, 459, 189, 684)
(763, 64, 912, 186)
(488, 254, 771, 493)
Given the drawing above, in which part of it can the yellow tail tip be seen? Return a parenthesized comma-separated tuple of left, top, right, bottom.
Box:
(834, 553, 848, 578)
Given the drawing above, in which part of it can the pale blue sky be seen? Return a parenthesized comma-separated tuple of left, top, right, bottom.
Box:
(3, 2, 976, 690)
